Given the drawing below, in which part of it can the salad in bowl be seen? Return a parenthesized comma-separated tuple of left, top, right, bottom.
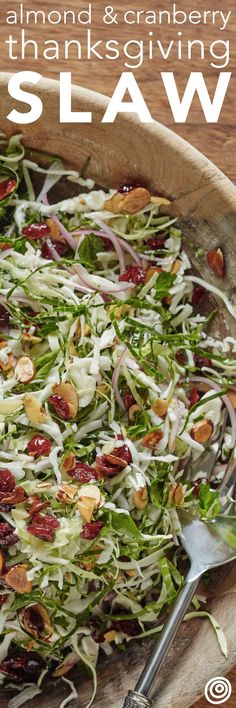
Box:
(0, 134, 235, 708)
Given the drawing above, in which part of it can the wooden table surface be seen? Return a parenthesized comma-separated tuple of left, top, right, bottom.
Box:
(0, 0, 235, 705)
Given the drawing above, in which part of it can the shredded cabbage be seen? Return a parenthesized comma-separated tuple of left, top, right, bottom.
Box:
(0, 135, 234, 705)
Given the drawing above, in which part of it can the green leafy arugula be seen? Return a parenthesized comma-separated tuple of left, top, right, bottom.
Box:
(79, 234, 105, 270)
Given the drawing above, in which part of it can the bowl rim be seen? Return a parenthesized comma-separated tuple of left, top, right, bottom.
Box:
(0, 71, 236, 708)
(1, 71, 236, 208)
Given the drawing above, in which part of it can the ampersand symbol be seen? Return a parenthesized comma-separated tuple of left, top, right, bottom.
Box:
(103, 5, 118, 24)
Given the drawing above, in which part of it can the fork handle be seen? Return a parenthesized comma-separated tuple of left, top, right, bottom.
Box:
(122, 576, 199, 707)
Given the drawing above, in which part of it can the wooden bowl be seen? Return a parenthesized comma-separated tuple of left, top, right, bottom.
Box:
(0, 74, 236, 708)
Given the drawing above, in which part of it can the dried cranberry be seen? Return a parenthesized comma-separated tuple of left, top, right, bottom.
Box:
(22, 222, 50, 240)
(81, 521, 104, 540)
(145, 234, 166, 250)
(102, 591, 116, 614)
(119, 266, 146, 285)
(23, 606, 45, 637)
(123, 390, 135, 411)
(95, 457, 120, 476)
(32, 512, 59, 529)
(192, 478, 208, 498)
(118, 184, 139, 195)
(28, 525, 53, 541)
(192, 284, 207, 307)
(175, 350, 186, 365)
(0, 650, 45, 683)
(28, 512, 59, 542)
(113, 444, 132, 465)
(27, 495, 51, 516)
(0, 522, 18, 546)
(0, 178, 17, 201)
(90, 618, 105, 643)
(26, 653, 45, 678)
(189, 387, 201, 407)
(69, 461, 99, 484)
(0, 305, 10, 329)
(100, 236, 113, 251)
(0, 468, 15, 495)
(49, 394, 70, 419)
(22, 308, 37, 327)
(0, 656, 28, 683)
(112, 618, 140, 636)
(0, 487, 27, 505)
(96, 444, 132, 477)
(27, 434, 52, 458)
(41, 239, 68, 260)
(194, 353, 212, 370)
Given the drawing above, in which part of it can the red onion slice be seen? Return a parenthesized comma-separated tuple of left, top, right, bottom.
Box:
(49, 214, 78, 251)
(73, 264, 134, 295)
(95, 219, 125, 273)
(96, 218, 142, 267)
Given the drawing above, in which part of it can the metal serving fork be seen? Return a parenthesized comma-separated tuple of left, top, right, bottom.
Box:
(123, 412, 236, 708)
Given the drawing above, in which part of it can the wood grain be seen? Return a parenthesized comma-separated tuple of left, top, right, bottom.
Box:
(0, 1, 235, 705)
(0, 0, 235, 180)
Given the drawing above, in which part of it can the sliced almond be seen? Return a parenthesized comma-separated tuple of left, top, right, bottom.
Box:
(79, 558, 95, 571)
(106, 187, 150, 215)
(190, 419, 213, 444)
(141, 430, 163, 449)
(133, 486, 148, 509)
(111, 304, 131, 320)
(61, 453, 76, 473)
(15, 356, 35, 384)
(126, 569, 136, 577)
(171, 259, 181, 275)
(36, 481, 53, 490)
(65, 572, 73, 584)
(0, 343, 14, 372)
(128, 404, 142, 422)
(105, 193, 124, 213)
(45, 218, 62, 241)
(168, 483, 184, 506)
(151, 399, 168, 418)
(145, 266, 162, 283)
(101, 453, 128, 469)
(52, 383, 78, 418)
(103, 630, 117, 643)
(163, 295, 172, 306)
(75, 321, 91, 338)
(77, 497, 96, 522)
(21, 333, 41, 344)
(5, 564, 32, 594)
(97, 383, 110, 395)
(78, 484, 101, 508)
(0, 549, 5, 574)
(52, 660, 77, 678)
(23, 395, 48, 425)
(120, 188, 151, 214)
(150, 196, 171, 207)
(56, 484, 78, 503)
(227, 389, 236, 409)
(21, 603, 52, 639)
(25, 639, 36, 652)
